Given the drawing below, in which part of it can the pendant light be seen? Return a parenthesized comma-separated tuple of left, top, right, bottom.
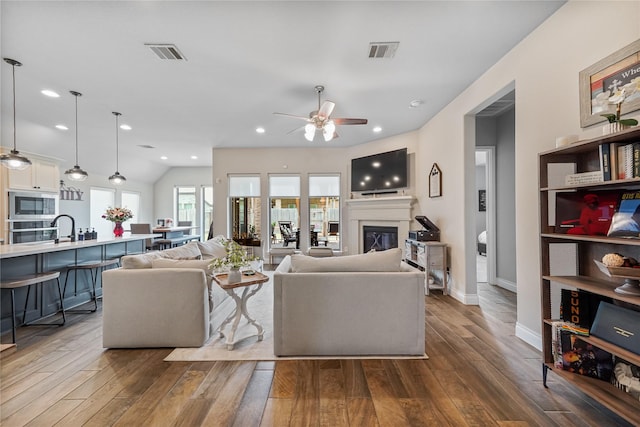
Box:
(108, 112, 126, 185)
(1, 58, 32, 170)
(64, 91, 88, 181)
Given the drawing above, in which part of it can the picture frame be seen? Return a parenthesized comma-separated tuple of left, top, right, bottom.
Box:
(478, 189, 486, 212)
(429, 163, 442, 198)
(579, 39, 640, 128)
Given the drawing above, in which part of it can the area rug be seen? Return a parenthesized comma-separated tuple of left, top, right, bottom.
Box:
(164, 272, 428, 362)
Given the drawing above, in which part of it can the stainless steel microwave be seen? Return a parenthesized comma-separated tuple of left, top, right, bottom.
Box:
(8, 191, 59, 220)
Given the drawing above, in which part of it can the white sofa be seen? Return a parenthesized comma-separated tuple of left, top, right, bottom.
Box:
(273, 249, 425, 356)
(102, 239, 229, 348)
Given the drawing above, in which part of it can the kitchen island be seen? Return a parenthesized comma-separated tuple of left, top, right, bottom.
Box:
(0, 234, 156, 338)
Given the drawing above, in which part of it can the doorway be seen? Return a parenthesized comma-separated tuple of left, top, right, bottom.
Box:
(469, 87, 517, 301)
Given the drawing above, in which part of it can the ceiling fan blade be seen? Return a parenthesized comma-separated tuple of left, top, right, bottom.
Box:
(286, 125, 305, 135)
(333, 118, 368, 125)
(273, 112, 312, 121)
(318, 101, 335, 119)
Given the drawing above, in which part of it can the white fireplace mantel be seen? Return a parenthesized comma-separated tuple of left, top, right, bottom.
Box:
(345, 196, 416, 254)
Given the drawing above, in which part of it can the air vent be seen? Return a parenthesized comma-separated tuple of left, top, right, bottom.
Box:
(368, 42, 399, 59)
(137, 144, 156, 149)
(145, 44, 186, 60)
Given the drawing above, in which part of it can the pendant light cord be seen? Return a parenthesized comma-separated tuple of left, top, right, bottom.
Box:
(74, 94, 79, 165)
(11, 62, 17, 152)
(115, 113, 119, 171)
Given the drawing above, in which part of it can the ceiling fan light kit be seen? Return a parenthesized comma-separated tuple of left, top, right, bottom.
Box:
(1, 58, 32, 170)
(274, 84, 367, 142)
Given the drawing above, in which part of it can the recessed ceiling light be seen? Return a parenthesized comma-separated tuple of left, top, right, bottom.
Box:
(191, 155, 198, 160)
(55, 124, 68, 130)
(373, 126, 382, 133)
(409, 99, 424, 108)
(41, 89, 60, 98)
(160, 156, 168, 160)
(256, 127, 265, 134)
(120, 124, 132, 131)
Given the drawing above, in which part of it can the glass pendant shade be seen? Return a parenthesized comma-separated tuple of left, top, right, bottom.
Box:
(65, 165, 88, 181)
(109, 112, 126, 185)
(109, 171, 126, 185)
(65, 91, 88, 181)
(1, 58, 32, 170)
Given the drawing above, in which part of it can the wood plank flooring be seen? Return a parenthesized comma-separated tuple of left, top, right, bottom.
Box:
(0, 281, 632, 426)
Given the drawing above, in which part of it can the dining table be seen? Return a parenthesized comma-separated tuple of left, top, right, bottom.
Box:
(151, 226, 200, 248)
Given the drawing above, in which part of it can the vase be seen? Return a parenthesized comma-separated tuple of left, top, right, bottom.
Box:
(603, 122, 630, 135)
(228, 268, 242, 284)
(113, 221, 124, 237)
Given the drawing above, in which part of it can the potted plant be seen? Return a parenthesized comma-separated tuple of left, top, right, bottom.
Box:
(209, 238, 257, 283)
(595, 77, 640, 134)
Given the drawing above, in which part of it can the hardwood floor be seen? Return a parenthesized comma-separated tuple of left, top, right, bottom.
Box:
(0, 281, 631, 426)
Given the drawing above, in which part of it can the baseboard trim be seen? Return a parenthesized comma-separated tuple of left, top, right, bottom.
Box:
(515, 322, 542, 351)
(496, 278, 517, 293)
(448, 287, 480, 305)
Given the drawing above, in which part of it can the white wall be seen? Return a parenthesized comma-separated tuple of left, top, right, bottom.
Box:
(211, 131, 419, 258)
(58, 173, 153, 236)
(414, 0, 640, 349)
(153, 166, 213, 223)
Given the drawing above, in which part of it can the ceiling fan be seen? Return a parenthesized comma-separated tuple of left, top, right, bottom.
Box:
(274, 85, 368, 142)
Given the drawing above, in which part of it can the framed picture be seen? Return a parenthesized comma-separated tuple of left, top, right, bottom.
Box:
(478, 189, 486, 212)
(429, 163, 442, 198)
(579, 39, 640, 128)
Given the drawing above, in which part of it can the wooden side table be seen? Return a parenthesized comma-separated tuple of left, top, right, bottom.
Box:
(211, 271, 269, 350)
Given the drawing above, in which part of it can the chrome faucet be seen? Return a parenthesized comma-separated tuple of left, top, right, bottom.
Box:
(50, 214, 76, 243)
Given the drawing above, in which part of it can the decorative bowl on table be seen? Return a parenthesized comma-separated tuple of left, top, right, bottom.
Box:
(593, 260, 640, 296)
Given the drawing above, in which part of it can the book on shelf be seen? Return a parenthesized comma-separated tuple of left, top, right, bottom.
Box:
(560, 289, 612, 328)
(550, 320, 591, 369)
(559, 331, 613, 381)
(555, 190, 619, 235)
(615, 143, 634, 180)
(564, 171, 604, 186)
(607, 191, 640, 237)
(599, 143, 611, 181)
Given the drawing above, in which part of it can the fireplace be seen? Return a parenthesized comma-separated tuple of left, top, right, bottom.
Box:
(363, 226, 398, 252)
(345, 196, 415, 254)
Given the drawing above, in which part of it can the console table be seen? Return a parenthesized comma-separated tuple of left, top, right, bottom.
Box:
(403, 239, 448, 295)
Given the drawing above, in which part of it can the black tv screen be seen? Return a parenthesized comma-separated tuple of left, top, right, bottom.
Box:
(351, 148, 408, 192)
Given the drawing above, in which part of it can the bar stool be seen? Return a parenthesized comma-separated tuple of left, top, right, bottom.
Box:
(0, 272, 65, 344)
(64, 259, 120, 313)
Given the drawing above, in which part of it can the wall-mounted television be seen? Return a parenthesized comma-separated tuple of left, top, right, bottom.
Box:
(351, 148, 408, 193)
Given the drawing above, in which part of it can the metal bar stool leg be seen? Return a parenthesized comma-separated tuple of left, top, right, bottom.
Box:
(9, 289, 16, 344)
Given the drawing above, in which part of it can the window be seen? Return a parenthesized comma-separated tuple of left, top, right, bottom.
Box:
(269, 175, 300, 249)
(176, 186, 196, 224)
(309, 175, 340, 249)
(90, 187, 115, 239)
(202, 186, 213, 239)
(121, 191, 140, 223)
(229, 176, 261, 243)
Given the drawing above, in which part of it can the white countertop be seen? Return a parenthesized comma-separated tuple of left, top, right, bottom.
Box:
(0, 233, 158, 259)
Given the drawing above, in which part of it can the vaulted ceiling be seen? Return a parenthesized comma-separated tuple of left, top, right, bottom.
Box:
(1, 1, 565, 183)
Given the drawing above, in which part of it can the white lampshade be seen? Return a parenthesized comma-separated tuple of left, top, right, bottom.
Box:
(304, 123, 315, 142)
(323, 120, 336, 142)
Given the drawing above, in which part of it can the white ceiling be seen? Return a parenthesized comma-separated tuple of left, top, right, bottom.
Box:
(1, 1, 565, 184)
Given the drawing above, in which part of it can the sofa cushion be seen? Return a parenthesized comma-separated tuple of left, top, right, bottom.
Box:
(158, 241, 202, 260)
(290, 248, 402, 272)
(151, 258, 215, 312)
(197, 236, 227, 259)
(120, 251, 164, 269)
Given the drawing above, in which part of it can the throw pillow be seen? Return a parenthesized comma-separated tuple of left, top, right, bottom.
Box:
(159, 241, 203, 260)
(290, 247, 402, 272)
(197, 236, 228, 259)
(120, 251, 164, 269)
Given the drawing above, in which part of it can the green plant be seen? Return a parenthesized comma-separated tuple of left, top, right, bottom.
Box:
(208, 239, 257, 271)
